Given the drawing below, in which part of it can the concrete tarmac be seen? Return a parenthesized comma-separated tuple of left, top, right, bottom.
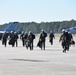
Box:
(0, 36, 76, 75)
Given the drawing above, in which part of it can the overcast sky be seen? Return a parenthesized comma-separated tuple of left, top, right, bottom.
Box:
(0, 0, 76, 24)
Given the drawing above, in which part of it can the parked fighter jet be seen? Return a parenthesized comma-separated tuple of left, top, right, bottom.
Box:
(62, 27, 76, 34)
(0, 22, 21, 39)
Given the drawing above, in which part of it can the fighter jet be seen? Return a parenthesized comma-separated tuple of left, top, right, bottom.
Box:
(62, 27, 76, 34)
(0, 22, 21, 39)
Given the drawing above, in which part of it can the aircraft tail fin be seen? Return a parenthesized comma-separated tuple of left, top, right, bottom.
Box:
(4, 22, 18, 32)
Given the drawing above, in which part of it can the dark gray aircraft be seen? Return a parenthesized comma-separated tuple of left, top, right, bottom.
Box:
(62, 27, 76, 34)
(0, 22, 21, 39)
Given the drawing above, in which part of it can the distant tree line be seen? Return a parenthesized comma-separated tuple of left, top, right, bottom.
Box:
(0, 19, 76, 33)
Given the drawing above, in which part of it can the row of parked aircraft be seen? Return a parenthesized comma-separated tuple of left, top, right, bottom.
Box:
(0, 22, 76, 39)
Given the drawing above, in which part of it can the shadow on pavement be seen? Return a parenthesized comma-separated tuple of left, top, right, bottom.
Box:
(9, 59, 48, 62)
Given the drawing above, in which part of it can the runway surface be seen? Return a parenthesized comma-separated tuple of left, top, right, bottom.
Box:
(0, 36, 76, 75)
